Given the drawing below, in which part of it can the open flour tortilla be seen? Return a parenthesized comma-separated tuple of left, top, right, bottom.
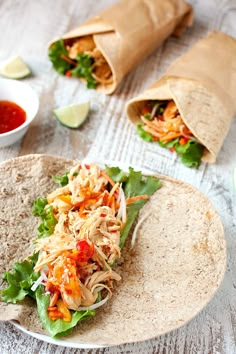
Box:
(126, 31, 236, 162)
(0, 154, 226, 346)
(50, 0, 193, 94)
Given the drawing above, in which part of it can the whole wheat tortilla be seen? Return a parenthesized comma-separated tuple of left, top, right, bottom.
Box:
(126, 31, 236, 163)
(0, 154, 226, 346)
(50, 0, 193, 94)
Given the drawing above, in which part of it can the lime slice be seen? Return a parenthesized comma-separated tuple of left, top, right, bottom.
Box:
(53, 102, 90, 128)
(0, 55, 31, 79)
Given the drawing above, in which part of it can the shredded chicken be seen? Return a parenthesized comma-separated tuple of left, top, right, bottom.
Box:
(66, 35, 113, 85)
(34, 162, 125, 318)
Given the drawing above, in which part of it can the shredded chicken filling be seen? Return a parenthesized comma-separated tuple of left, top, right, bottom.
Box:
(34, 163, 126, 321)
(67, 35, 113, 84)
(141, 100, 196, 143)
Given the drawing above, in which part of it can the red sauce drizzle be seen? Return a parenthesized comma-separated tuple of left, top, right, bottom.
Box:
(0, 100, 26, 134)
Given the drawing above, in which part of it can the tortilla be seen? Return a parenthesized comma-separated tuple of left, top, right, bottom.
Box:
(50, 0, 193, 94)
(0, 154, 226, 346)
(126, 31, 236, 163)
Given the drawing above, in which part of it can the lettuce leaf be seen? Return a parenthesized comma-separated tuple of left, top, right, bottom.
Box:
(33, 197, 57, 238)
(105, 166, 161, 248)
(137, 124, 153, 142)
(137, 123, 204, 168)
(53, 172, 69, 187)
(1, 253, 39, 303)
(36, 286, 95, 338)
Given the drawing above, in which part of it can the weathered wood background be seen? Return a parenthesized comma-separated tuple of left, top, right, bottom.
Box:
(0, 0, 236, 353)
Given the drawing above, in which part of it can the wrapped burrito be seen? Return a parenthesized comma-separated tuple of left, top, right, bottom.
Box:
(48, 0, 193, 94)
(126, 31, 236, 167)
(0, 155, 226, 345)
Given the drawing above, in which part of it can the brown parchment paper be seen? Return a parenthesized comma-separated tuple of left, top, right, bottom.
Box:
(0, 154, 226, 346)
(126, 31, 236, 163)
(50, 0, 193, 94)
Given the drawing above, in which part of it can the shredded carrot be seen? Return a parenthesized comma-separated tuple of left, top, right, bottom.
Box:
(49, 291, 59, 307)
(101, 171, 115, 187)
(47, 307, 58, 311)
(126, 195, 149, 204)
(141, 100, 193, 142)
(60, 54, 77, 66)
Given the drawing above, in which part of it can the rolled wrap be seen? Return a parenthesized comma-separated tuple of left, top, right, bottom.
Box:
(126, 31, 236, 163)
(50, 0, 193, 94)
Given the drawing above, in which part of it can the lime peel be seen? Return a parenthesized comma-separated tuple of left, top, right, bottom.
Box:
(53, 102, 90, 128)
(0, 55, 31, 79)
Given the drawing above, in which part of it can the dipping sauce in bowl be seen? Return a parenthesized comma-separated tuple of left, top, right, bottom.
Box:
(0, 100, 26, 134)
(0, 78, 39, 147)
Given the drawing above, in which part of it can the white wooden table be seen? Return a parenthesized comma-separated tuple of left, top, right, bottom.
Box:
(0, 0, 236, 353)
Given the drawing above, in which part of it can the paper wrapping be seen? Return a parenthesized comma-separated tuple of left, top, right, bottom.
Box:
(51, 0, 193, 94)
(126, 31, 236, 163)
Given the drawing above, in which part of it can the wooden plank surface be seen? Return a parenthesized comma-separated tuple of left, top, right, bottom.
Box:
(0, 0, 236, 353)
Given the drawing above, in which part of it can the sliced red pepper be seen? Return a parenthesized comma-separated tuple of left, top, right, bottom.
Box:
(141, 107, 150, 115)
(179, 137, 189, 145)
(76, 240, 94, 262)
(65, 70, 72, 77)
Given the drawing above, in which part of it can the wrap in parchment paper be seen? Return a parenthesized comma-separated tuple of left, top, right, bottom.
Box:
(49, 0, 193, 94)
(0, 154, 226, 346)
(126, 31, 236, 163)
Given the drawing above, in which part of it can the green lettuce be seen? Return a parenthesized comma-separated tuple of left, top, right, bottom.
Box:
(36, 286, 95, 338)
(1, 253, 39, 303)
(137, 124, 153, 142)
(53, 172, 69, 187)
(105, 166, 162, 248)
(137, 123, 204, 168)
(33, 197, 57, 238)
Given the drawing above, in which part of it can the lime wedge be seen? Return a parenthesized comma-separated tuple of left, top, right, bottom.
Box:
(53, 102, 90, 128)
(0, 55, 31, 79)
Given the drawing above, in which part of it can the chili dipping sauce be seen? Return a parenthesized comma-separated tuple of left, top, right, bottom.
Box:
(0, 100, 26, 134)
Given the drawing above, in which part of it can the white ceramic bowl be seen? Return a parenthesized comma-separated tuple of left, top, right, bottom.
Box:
(0, 78, 39, 147)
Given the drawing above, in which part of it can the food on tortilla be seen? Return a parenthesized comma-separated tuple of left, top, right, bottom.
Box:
(126, 31, 236, 166)
(0, 159, 161, 337)
(0, 155, 226, 345)
(48, 0, 193, 93)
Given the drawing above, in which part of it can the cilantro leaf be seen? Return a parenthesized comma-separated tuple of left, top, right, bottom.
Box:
(35, 286, 95, 338)
(71, 53, 97, 89)
(106, 166, 161, 248)
(1, 254, 39, 303)
(137, 124, 153, 142)
(53, 172, 69, 187)
(48, 40, 71, 75)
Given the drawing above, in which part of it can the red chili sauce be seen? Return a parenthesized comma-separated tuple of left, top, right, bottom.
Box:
(0, 100, 26, 134)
